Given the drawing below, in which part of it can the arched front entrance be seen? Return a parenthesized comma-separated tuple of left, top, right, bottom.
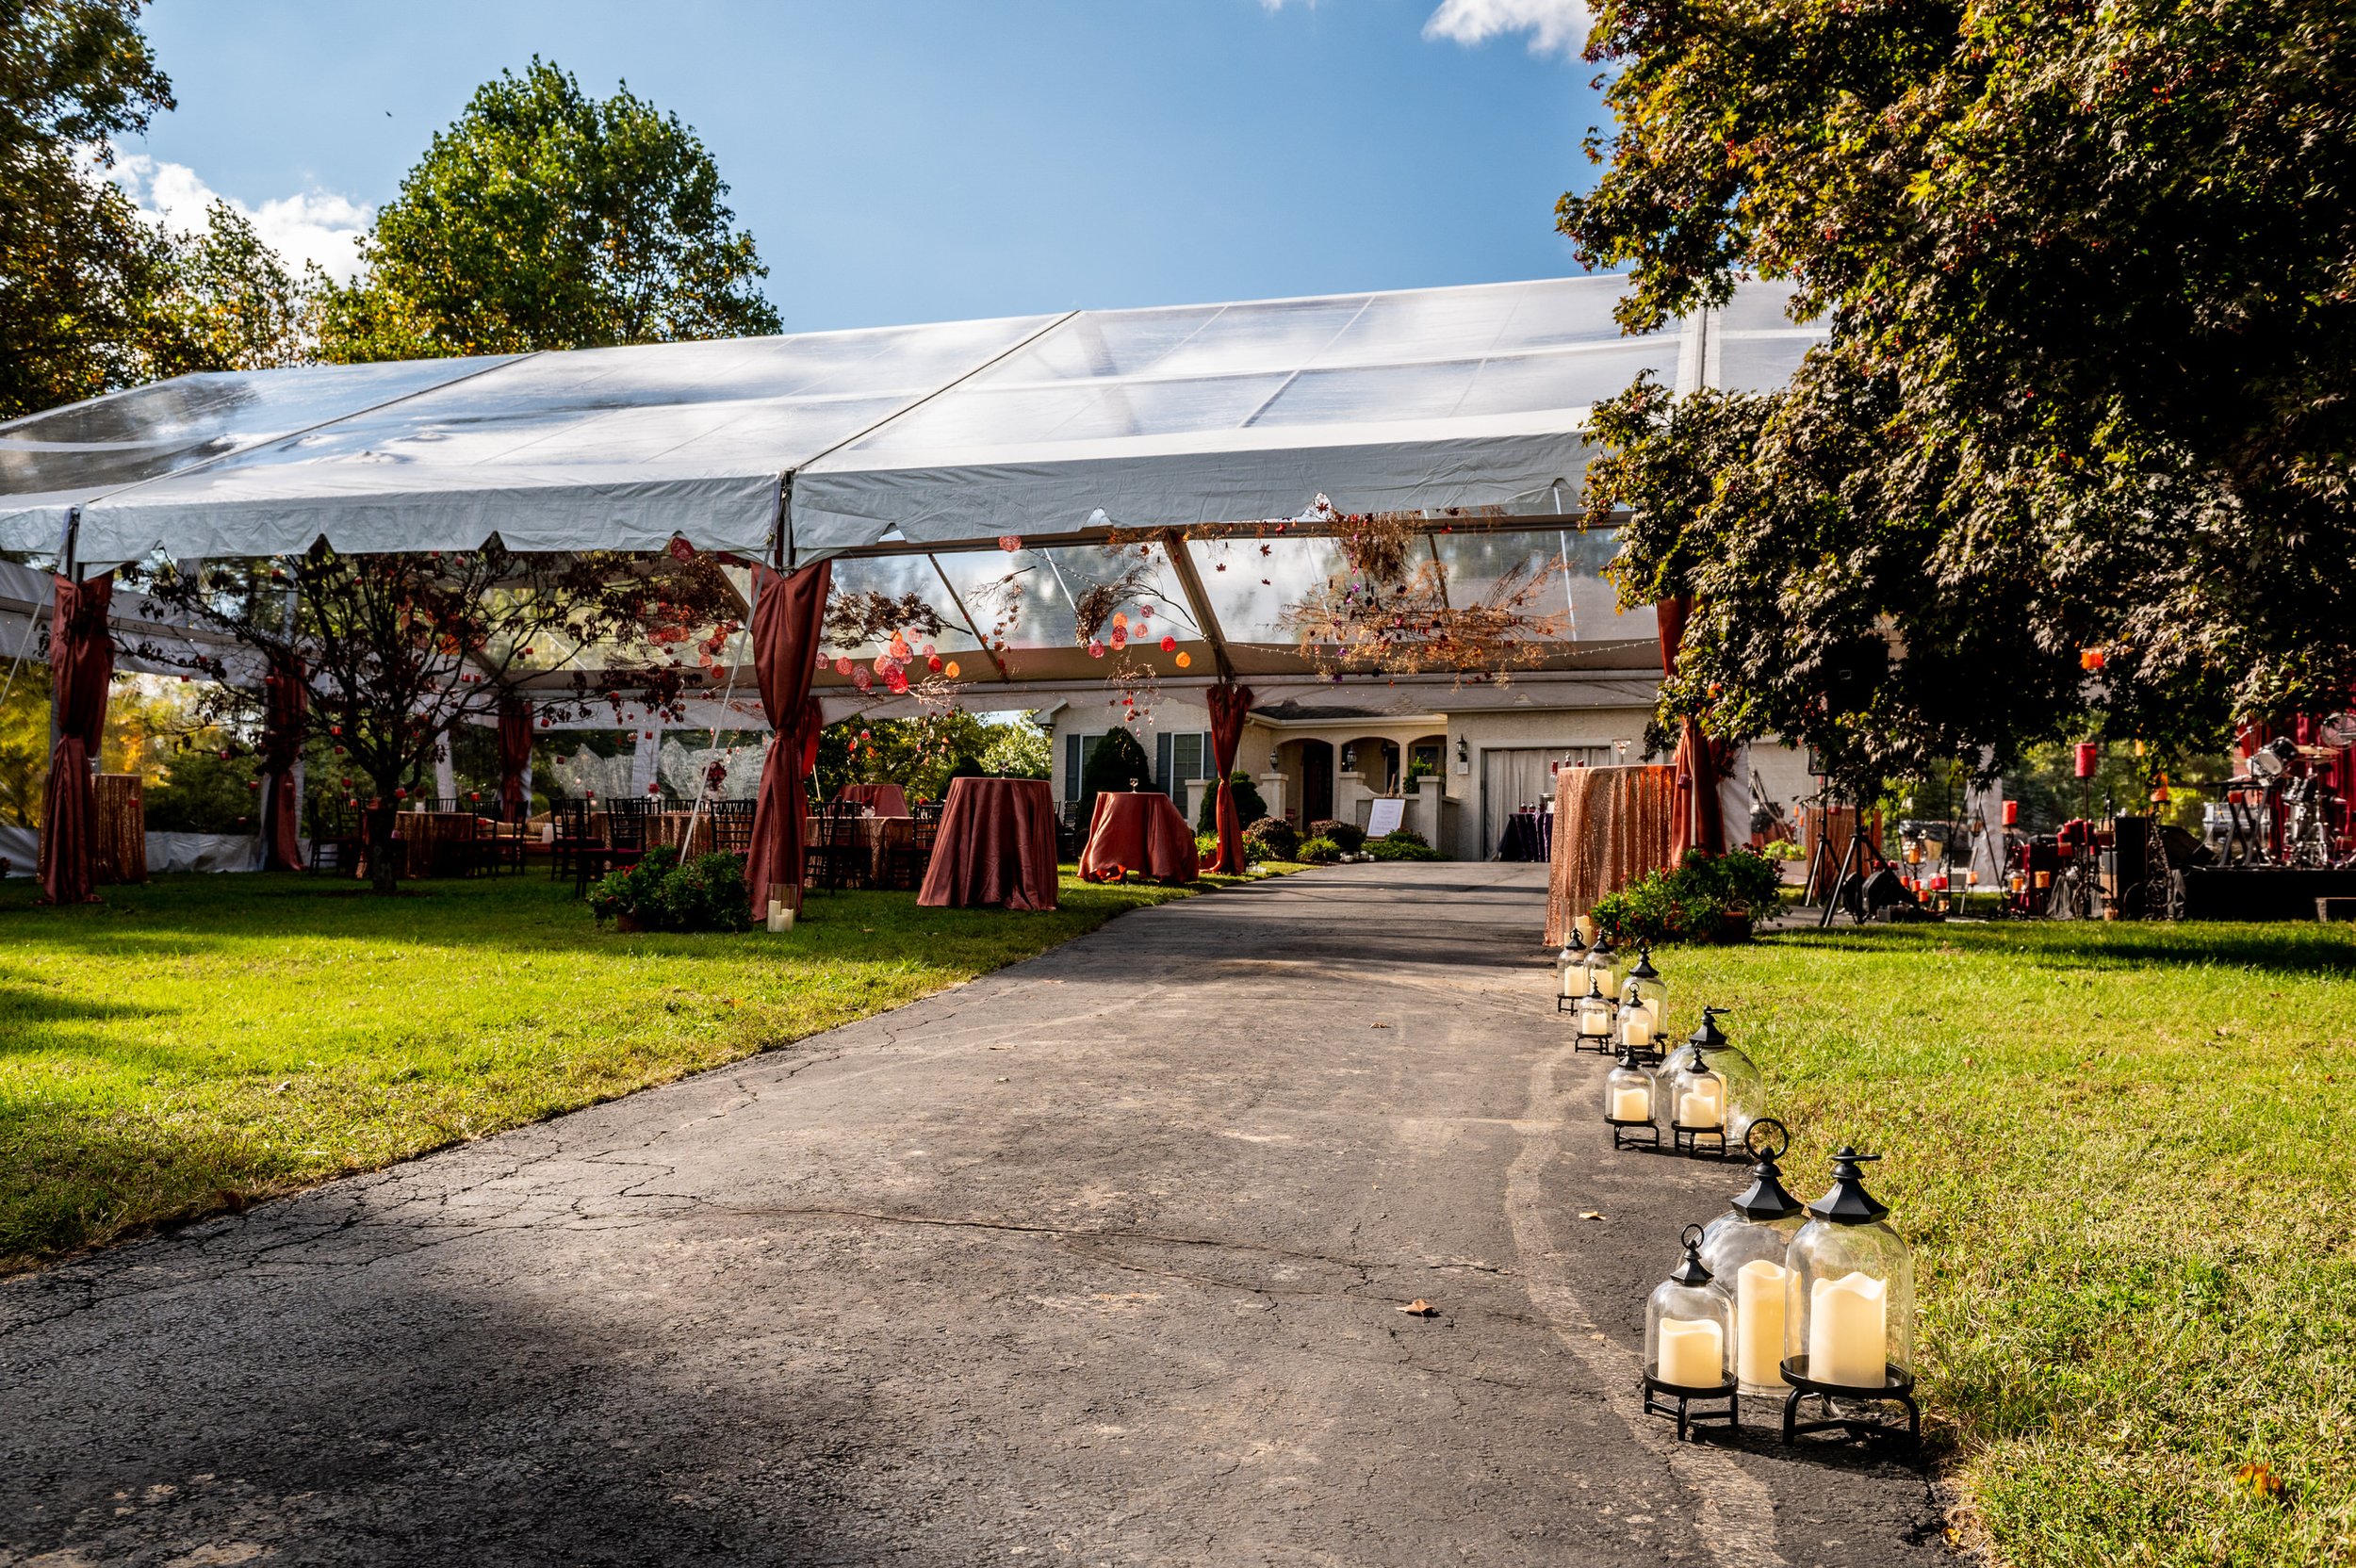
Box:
(1340, 736, 1400, 794)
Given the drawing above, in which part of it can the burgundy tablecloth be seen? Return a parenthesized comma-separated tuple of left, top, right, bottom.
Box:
(838, 782, 910, 818)
(918, 776, 1059, 910)
(1080, 791, 1199, 883)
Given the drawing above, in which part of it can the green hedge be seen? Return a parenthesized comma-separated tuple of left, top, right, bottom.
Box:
(588, 847, 754, 933)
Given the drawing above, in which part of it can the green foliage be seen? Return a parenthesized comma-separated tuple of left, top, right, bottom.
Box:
(1296, 835, 1341, 865)
(316, 58, 777, 361)
(1365, 830, 1441, 862)
(143, 746, 260, 835)
(0, 5, 309, 417)
(586, 846, 751, 933)
(1588, 850, 1779, 944)
(1241, 816, 1299, 863)
(0, 662, 48, 827)
(1078, 726, 1152, 822)
(1306, 817, 1365, 853)
(1193, 832, 1219, 863)
(1562, 0, 2356, 797)
(813, 710, 1002, 805)
(1195, 771, 1268, 832)
(977, 712, 1053, 780)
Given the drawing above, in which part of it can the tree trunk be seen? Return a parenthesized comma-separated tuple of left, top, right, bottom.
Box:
(366, 786, 401, 894)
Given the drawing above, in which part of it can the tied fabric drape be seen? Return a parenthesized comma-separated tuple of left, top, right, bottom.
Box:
(1657, 595, 1729, 861)
(497, 695, 532, 821)
(258, 651, 308, 871)
(1203, 682, 1253, 874)
(744, 560, 832, 917)
(39, 573, 115, 904)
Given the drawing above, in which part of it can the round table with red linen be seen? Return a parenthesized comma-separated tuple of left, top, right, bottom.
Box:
(916, 776, 1060, 910)
(1079, 791, 1199, 884)
(836, 781, 910, 818)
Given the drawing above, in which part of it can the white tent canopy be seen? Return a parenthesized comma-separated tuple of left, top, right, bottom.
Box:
(0, 276, 1823, 571)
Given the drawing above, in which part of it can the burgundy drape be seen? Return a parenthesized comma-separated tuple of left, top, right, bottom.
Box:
(38, 574, 115, 904)
(744, 560, 833, 916)
(258, 651, 308, 871)
(1656, 596, 1727, 861)
(1203, 681, 1254, 873)
(497, 695, 532, 821)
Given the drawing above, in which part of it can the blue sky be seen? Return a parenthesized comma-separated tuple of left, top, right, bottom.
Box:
(116, 0, 1604, 332)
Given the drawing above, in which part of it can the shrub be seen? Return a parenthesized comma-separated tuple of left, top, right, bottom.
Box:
(1194, 832, 1219, 863)
(1297, 835, 1341, 864)
(1079, 727, 1152, 821)
(1195, 770, 1268, 832)
(1307, 817, 1365, 853)
(1242, 815, 1300, 862)
(589, 847, 753, 933)
(1588, 849, 1781, 945)
(1366, 830, 1442, 861)
(1761, 838, 1806, 861)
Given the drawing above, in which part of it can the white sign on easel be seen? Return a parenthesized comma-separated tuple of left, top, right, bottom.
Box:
(1366, 797, 1405, 838)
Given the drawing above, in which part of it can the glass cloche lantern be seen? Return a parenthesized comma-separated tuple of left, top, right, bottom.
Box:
(1617, 975, 1661, 1056)
(1666, 1050, 1729, 1157)
(1699, 1119, 1807, 1398)
(1660, 1007, 1767, 1146)
(1779, 1147, 1919, 1443)
(1642, 1224, 1738, 1440)
(1553, 929, 1590, 1009)
(1572, 973, 1617, 1054)
(1603, 1042, 1659, 1150)
(1584, 935, 1621, 1002)
(1625, 948, 1666, 1017)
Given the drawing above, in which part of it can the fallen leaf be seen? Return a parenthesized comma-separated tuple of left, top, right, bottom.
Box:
(1399, 1298, 1438, 1317)
(1578, 1210, 1606, 1221)
(1370, 1022, 1392, 1029)
(2235, 1461, 2289, 1505)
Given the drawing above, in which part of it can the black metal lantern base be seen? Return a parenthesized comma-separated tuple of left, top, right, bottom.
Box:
(1775, 1358, 1920, 1446)
(1670, 1121, 1729, 1159)
(1606, 1116, 1660, 1151)
(1573, 1029, 1616, 1055)
(1642, 1374, 1740, 1443)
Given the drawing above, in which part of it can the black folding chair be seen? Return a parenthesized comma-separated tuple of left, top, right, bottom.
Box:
(804, 800, 868, 893)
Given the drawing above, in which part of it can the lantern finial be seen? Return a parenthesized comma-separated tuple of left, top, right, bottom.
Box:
(1808, 1145, 1890, 1225)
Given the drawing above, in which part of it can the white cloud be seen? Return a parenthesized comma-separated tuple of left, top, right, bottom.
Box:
(1422, 0, 1591, 57)
(109, 154, 372, 284)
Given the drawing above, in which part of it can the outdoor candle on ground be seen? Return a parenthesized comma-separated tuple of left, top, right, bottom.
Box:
(1808, 1271, 1888, 1387)
(1618, 1001, 1656, 1045)
(1677, 1079, 1725, 1129)
(765, 899, 795, 933)
(1611, 1083, 1652, 1121)
(1737, 1259, 1789, 1389)
(1658, 1318, 1723, 1388)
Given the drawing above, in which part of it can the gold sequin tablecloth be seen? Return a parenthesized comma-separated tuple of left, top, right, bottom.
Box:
(1545, 765, 1677, 944)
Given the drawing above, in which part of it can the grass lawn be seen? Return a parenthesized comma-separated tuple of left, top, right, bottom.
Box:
(0, 863, 1286, 1274)
(1663, 918, 2356, 1568)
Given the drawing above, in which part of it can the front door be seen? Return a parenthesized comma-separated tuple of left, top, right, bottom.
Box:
(1299, 740, 1333, 825)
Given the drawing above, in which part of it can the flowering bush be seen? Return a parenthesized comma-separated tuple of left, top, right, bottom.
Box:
(1589, 849, 1781, 944)
(588, 847, 753, 933)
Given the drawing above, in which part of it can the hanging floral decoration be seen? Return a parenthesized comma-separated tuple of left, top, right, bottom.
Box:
(1281, 556, 1566, 684)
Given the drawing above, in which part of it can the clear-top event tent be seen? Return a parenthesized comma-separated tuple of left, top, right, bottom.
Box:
(0, 274, 1823, 705)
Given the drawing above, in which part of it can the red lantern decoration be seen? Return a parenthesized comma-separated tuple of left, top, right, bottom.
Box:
(1159, 635, 1177, 652)
(2074, 742, 2099, 778)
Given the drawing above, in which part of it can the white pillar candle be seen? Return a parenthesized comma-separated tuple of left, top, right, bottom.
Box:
(1808, 1271, 1889, 1387)
(1677, 1079, 1725, 1129)
(1657, 1317, 1724, 1388)
(1736, 1259, 1790, 1388)
(765, 899, 794, 933)
(1610, 1084, 1652, 1121)
(1619, 1002, 1655, 1045)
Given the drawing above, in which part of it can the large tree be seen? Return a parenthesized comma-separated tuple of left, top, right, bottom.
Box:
(131, 545, 742, 892)
(1561, 0, 2356, 794)
(1, 3, 316, 418)
(318, 58, 779, 361)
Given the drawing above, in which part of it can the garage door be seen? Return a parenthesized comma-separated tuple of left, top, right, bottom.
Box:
(1481, 747, 1613, 858)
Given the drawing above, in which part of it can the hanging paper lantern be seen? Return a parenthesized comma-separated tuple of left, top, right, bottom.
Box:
(1112, 611, 1128, 631)
(834, 657, 855, 676)
(1088, 640, 1105, 659)
(885, 666, 910, 694)
(394, 787, 408, 799)
(927, 655, 944, 673)
(889, 632, 910, 661)
(1175, 651, 1192, 668)
(921, 643, 936, 658)
(944, 661, 961, 678)
(1109, 629, 1127, 650)
(1160, 635, 1178, 653)
(998, 534, 1023, 552)
(854, 668, 875, 691)
(814, 651, 828, 668)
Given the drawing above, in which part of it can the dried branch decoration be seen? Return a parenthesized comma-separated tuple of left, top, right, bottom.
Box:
(1072, 562, 1158, 646)
(825, 589, 945, 648)
(1281, 557, 1567, 681)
